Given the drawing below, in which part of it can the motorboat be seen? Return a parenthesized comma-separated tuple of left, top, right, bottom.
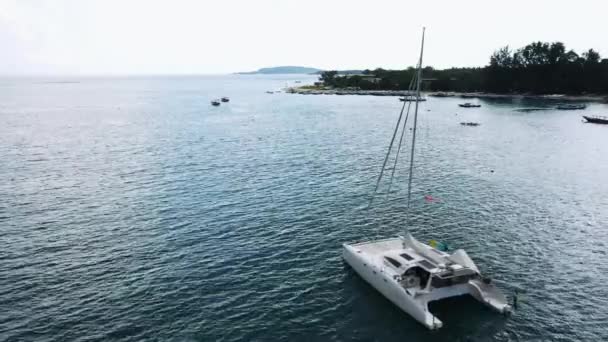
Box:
(583, 115, 608, 124)
(459, 103, 481, 108)
(221, 97, 230, 102)
(342, 28, 511, 330)
(211, 100, 221, 106)
(557, 104, 586, 110)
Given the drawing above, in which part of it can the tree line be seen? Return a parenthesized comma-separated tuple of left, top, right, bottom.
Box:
(319, 41, 608, 94)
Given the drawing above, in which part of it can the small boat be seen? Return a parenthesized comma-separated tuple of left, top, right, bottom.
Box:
(211, 100, 221, 106)
(221, 97, 230, 102)
(459, 103, 481, 108)
(399, 96, 426, 102)
(429, 92, 454, 97)
(514, 108, 547, 112)
(583, 115, 608, 124)
(266, 91, 274, 94)
(460, 122, 480, 126)
(557, 104, 586, 110)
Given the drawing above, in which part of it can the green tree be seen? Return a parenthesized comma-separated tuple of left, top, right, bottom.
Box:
(317, 41, 608, 94)
(319, 71, 338, 86)
(583, 49, 601, 64)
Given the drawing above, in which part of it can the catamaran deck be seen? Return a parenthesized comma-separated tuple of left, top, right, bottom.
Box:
(346, 237, 454, 273)
(346, 238, 403, 256)
(343, 235, 511, 329)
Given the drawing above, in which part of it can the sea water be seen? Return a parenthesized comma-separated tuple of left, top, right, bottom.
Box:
(1, 75, 608, 341)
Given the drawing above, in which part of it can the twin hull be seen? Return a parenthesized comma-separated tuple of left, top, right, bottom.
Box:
(343, 243, 510, 329)
(343, 244, 446, 329)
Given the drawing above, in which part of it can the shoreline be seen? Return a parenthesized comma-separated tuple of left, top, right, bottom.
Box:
(285, 87, 608, 102)
(285, 87, 415, 97)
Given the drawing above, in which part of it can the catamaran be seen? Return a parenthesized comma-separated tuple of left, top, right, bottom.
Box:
(342, 28, 511, 330)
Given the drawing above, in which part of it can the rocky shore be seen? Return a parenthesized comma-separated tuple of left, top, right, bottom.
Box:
(428, 91, 608, 102)
(285, 87, 608, 102)
(285, 87, 415, 96)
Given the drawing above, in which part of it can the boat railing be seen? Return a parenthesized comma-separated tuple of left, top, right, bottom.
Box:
(345, 236, 402, 246)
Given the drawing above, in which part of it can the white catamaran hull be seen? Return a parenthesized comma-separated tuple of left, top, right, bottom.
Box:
(343, 242, 442, 329)
(343, 237, 511, 330)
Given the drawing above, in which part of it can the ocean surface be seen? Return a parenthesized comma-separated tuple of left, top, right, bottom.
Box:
(1, 75, 608, 342)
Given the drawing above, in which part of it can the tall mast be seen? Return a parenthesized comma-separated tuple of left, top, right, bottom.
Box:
(406, 27, 426, 212)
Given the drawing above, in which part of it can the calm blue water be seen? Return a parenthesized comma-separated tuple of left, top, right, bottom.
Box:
(2, 75, 608, 341)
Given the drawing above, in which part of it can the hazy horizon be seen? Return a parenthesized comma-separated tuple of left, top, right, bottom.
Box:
(2, 0, 607, 76)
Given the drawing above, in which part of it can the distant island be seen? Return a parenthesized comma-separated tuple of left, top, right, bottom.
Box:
(287, 41, 608, 100)
(237, 66, 367, 75)
(237, 66, 321, 75)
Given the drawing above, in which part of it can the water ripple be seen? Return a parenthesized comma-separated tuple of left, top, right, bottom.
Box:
(1, 76, 608, 341)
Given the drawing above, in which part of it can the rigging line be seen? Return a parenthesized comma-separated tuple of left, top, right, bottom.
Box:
(420, 98, 431, 182)
(406, 27, 426, 215)
(367, 84, 412, 208)
(414, 105, 427, 199)
(385, 90, 415, 200)
(384, 63, 419, 200)
(396, 68, 420, 205)
(369, 65, 419, 206)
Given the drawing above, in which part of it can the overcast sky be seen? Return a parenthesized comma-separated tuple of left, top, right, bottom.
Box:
(1, 0, 606, 75)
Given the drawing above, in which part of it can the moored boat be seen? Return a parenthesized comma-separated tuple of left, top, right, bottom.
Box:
(221, 97, 230, 102)
(399, 96, 427, 102)
(514, 107, 547, 112)
(211, 100, 221, 106)
(459, 103, 481, 108)
(343, 235, 511, 330)
(583, 115, 608, 124)
(429, 92, 454, 97)
(557, 104, 586, 110)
